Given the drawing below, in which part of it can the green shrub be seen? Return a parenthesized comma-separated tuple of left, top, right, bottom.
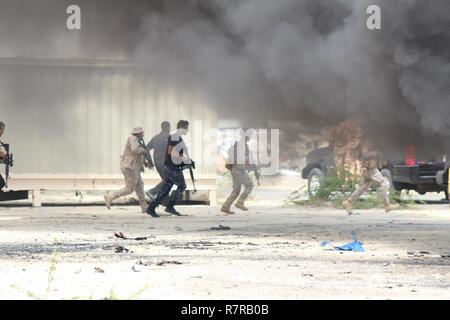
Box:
(286, 166, 410, 209)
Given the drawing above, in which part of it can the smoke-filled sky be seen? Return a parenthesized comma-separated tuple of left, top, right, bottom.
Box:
(0, 0, 449, 156)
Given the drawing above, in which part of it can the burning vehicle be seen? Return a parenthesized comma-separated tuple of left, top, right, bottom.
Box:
(303, 145, 449, 200)
(302, 120, 449, 200)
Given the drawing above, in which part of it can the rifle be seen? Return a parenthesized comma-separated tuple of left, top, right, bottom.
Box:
(0, 142, 14, 189)
(138, 138, 154, 170)
(179, 159, 197, 193)
(247, 164, 261, 186)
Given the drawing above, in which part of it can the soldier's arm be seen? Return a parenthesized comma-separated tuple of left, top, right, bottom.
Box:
(167, 144, 189, 163)
(130, 137, 147, 155)
(146, 136, 155, 151)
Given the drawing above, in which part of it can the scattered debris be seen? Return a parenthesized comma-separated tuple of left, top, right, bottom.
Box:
(169, 241, 216, 250)
(134, 237, 148, 241)
(94, 267, 105, 273)
(209, 225, 231, 231)
(131, 265, 141, 272)
(136, 260, 184, 266)
(114, 232, 149, 241)
(113, 245, 129, 253)
(136, 260, 152, 266)
(157, 260, 183, 266)
(113, 232, 128, 239)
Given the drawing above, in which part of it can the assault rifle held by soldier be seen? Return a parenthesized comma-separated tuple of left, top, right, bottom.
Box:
(179, 159, 197, 193)
(138, 138, 154, 170)
(247, 163, 261, 186)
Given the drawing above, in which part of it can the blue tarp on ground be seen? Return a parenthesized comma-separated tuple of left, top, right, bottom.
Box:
(321, 231, 365, 252)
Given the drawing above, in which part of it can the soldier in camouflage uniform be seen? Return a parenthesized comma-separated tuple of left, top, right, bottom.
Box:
(104, 127, 150, 213)
(342, 141, 399, 214)
(221, 136, 254, 214)
(329, 119, 364, 176)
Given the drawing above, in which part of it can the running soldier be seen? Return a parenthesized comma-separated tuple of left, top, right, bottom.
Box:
(104, 127, 152, 213)
(342, 141, 399, 214)
(221, 136, 255, 214)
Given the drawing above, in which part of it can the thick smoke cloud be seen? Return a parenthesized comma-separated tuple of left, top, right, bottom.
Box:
(1, 0, 449, 158)
(131, 0, 450, 155)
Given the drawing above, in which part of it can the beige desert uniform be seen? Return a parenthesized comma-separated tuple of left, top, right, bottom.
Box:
(222, 141, 254, 211)
(107, 129, 148, 211)
(330, 119, 364, 176)
(346, 142, 390, 208)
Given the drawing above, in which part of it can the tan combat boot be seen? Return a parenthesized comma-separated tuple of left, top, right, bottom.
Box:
(140, 201, 149, 214)
(104, 193, 112, 210)
(385, 203, 401, 213)
(342, 200, 353, 215)
(221, 206, 235, 215)
(235, 202, 249, 211)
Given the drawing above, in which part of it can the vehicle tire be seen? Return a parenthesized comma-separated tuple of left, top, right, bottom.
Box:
(393, 182, 409, 192)
(380, 169, 394, 190)
(308, 168, 323, 197)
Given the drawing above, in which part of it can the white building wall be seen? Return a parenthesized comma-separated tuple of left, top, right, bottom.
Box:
(0, 61, 217, 182)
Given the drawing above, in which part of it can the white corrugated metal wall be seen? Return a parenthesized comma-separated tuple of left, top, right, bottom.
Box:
(0, 62, 217, 178)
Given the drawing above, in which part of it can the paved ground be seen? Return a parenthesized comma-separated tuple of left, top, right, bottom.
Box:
(0, 202, 449, 300)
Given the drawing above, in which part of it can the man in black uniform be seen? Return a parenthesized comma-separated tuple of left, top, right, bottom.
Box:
(0, 121, 7, 191)
(146, 121, 171, 200)
(146, 120, 191, 218)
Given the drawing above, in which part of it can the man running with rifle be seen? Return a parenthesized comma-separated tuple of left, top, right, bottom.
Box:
(146, 120, 194, 218)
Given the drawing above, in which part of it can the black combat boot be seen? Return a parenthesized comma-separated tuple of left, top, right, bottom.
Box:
(165, 201, 182, 216)
(146, 202, 160, 218)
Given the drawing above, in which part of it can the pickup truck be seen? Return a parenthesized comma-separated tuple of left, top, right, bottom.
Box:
(302, 146, 449, 200)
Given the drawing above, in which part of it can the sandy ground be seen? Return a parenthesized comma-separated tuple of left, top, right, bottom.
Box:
(1, 198, 449, 300)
